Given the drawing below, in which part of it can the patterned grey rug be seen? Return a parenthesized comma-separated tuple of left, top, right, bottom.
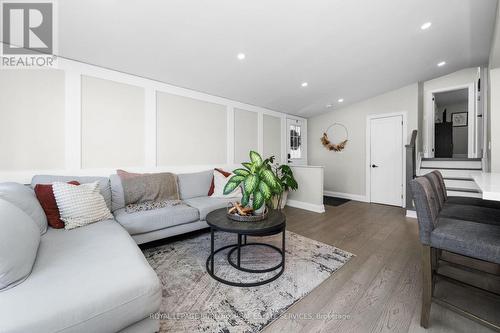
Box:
(143, 230, 353, 333)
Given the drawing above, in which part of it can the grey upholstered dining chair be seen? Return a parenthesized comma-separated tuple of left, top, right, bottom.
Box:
(409, 176, 500, 331)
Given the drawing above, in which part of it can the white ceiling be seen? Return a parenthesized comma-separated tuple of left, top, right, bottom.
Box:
(434, 88, 469, 107)
(56, 0, 498, 117)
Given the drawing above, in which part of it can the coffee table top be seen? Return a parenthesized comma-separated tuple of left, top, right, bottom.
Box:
(206, 208, 286, 235)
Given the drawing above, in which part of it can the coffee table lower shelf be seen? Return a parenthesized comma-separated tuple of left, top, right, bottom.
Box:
(205, 229, 285, 287)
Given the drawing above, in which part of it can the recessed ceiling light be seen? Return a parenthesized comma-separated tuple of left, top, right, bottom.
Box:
(421, 22, 432, 30)
(326, 104, 333, 108)
(437, 61, 446, 67)
(301, 82, 308, 87)
(338, 98, 344, 103)
(237, 53, 245, 60)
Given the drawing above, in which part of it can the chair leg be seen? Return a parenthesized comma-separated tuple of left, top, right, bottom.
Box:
(421, 245, 433, 328)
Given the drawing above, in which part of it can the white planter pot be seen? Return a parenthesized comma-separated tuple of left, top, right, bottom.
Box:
(280, 191, 289, 209)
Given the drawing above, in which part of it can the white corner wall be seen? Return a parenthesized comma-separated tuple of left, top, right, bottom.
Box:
(0, 58, 303, 183)
(308, 84, 418, 199)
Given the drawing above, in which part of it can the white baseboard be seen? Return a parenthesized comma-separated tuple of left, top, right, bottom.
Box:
(286, 199, 325, 213)
(405, 210, 417, 218)
(323, 190, 368, 203)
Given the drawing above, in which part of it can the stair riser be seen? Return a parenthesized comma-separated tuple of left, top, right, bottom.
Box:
(444, 179, 479, 191)
(447, 191, 482, 198)
(419, 168, 478, 179)
(420, 160, 482, 169)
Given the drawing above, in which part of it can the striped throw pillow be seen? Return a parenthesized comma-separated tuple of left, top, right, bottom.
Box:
(52, 181, 113, 230)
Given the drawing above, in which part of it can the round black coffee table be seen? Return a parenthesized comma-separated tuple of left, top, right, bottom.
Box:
(205, 208, 286, 287)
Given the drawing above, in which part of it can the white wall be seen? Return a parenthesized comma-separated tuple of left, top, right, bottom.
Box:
(489, 4, 500, 172)
(287, 166, 325, 213)
(490, 68, 500, 171)
(0, 58, 304, 183)
(308, 84, 418, 198)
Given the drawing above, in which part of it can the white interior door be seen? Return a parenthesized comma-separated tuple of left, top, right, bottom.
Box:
(369, 115, 403, 206)
(287, 118, 306, 165)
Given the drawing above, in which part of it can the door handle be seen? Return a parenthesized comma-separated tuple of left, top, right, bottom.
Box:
(371, 164, 379, 168)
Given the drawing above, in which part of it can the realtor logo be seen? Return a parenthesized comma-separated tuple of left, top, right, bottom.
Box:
(1, 1, 56, 67)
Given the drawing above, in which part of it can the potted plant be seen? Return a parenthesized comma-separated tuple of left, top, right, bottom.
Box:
(223, 151, 298, 213)
(223, 151, 280, 213)
(272, 164, 298, 210)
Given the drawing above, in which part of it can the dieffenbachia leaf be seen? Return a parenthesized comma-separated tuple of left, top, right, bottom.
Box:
(259, 181, 272, 200)
(244, 174, 259, 194)
(249, 151, 263, 166)
(252, 191, 265, 210)
(233, 168, 250, 177)
(241, 191, 250, 207)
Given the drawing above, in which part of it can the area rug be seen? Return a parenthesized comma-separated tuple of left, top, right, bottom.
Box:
(143, 230, 353, 333)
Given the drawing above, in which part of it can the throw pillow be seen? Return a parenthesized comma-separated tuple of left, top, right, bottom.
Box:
(0, 199, 40, 291)
(210, 170, 242, 198)
(52, 181, 113, 230)
(208, 168, 231, 196)
(34, 181, 80, 229)
(0, 182, 48, 235)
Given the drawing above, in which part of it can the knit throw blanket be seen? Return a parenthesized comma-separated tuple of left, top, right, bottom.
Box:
(120, 172, 180, 206)
(125, 199, 183, 213)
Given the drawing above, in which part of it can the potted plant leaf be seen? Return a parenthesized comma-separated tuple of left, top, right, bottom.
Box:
(272, 164, 298, 210)
(223, 151, 280, 214)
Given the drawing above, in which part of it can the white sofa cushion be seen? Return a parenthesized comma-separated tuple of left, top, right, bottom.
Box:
(52, 182, 113, 230)
(0, 199, 40, 291)
(0, 220, 161, 333)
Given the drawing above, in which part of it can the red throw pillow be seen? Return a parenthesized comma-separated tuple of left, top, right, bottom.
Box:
(208, 168, 232, 196)
(34, 181, 80, 229)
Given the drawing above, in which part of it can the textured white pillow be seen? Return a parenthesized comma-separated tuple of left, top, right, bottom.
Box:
(52, 181, 113, 230)
(210, 170, 242, 198)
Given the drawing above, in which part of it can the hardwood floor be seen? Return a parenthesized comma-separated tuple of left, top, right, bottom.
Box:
(262, 201, 500, 333)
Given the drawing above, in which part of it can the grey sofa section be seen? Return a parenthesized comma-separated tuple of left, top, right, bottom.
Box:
(110, 174, 126, 212)
(177, 170, 213, 199)
(114, 204, 199, 235)
(0, 220, 161, 333)
(0, 199, 40, 291)
(31, 175, 112, 210)
(0, 182, 48, 234)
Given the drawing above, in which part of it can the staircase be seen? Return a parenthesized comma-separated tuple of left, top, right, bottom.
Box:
(418, 158, 482, 198)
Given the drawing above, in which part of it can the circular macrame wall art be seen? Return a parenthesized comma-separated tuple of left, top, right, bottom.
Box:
(321, 123, 348, 152)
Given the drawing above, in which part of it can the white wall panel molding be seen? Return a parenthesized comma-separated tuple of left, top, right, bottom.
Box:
(226, 106, 235, 165)
(64, 68, 82, 170)
(144, 88, 157, 167)
(0, 56, 306, 182)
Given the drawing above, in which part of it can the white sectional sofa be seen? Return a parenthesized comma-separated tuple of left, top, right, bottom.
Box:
(0, 170, 238, 333)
